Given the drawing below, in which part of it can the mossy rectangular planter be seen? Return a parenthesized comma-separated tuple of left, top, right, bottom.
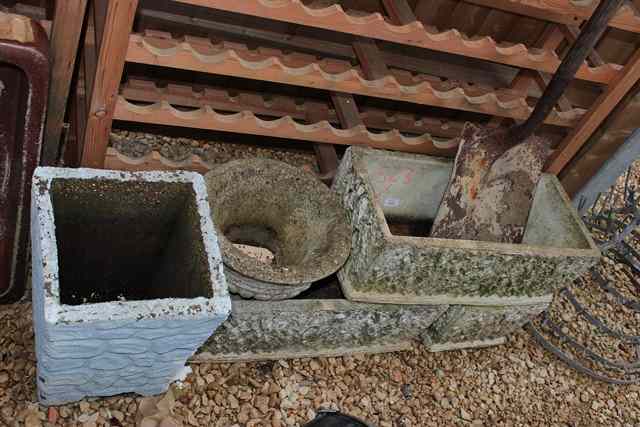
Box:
(424, 303, 549, 351)
(333, 146, 600, 306)
(31, 168, 231, 405)
(196, 297, 447, 362)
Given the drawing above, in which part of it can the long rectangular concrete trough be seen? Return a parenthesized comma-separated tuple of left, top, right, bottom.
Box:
(332, 146, 600, 350)
(31, 167, 231, 405)
(333, 146, 600, 306)
(196, 296, 447, 362)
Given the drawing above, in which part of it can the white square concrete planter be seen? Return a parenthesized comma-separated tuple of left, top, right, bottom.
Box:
(31, 167, 231, 405)
(333, 146, 600, 306)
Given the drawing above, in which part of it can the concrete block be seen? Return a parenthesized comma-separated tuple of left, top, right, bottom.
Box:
(424, 302, 549, 351)
(31, 167, 231, 405)
(196, 298, 447, 362)
(332, 146, 600, 306)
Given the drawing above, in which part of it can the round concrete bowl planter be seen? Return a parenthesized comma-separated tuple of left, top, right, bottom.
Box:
(204, 158, 351, 300)
(332, 146, 601, 350)
(30, 167, 231, 405)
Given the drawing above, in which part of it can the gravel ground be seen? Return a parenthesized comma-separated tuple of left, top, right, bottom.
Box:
(530, 160, 640, 384)
(2, 301, 640, 427)
(2, 134, 639, 426)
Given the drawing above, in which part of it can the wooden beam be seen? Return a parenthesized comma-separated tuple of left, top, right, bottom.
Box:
(572, 128, 640, 212)
(92, 0, 108, 51)
(353, 38, 389, 80)
(464, 0, 640, 33)
(41, 0, 88, 165)
(381, 0, 416, 25)
(305, 102, 338, 184)
(559, 80, 640, 196)
(82, 2, 97, 113)
(331, 92, 363, 129)
(489, 25, 567, 127)
(174, 0, 620, 84)
(80, 0, 139, 168)
(547, 48, 640, 175)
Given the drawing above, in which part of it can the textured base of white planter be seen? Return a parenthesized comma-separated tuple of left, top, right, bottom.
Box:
(31, 168, 231, 405)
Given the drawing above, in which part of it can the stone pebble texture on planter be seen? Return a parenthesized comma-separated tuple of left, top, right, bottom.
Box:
(204, 158, 351, 301)
(332, 146, 600, 306)
(424, 303, 550, 351)
(197, 299, 448, 362)
(31, 168, 231, 405)
(332, 146, 600, 349)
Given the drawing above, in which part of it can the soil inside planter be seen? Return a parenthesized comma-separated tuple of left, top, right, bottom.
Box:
(386, 218, 433, 238)
(51, 178, 212, 305)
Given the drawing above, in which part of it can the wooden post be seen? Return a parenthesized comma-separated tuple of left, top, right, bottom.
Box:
(80, 0, 138, 168)
(41, 0, 88, 165)
(381, 0, 416, 25)
(547, 47, 640, 175)
(306, 103, 339, 184)
(572, 129, 640, 214)
(488, 25, 566, 127)
(353, 38, 389, 80)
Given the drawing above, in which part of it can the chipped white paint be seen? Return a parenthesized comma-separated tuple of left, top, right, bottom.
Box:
(31, 167, 231, 405)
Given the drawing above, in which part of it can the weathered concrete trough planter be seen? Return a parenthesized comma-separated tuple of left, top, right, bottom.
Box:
(196, 290, 447, 362)
(31, 167, 231, 405)
(333, 146, 600, 307)
(424, 302, 549, 351)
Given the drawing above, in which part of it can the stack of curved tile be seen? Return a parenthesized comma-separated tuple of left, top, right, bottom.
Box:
(126, 32, 586, 127)
(512, 0, 640, 32)
(114, 97, 460, 155)
(121, 78, 466, 137)
(172, 0, 621, 83)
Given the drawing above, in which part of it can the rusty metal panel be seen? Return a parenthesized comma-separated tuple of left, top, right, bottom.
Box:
(0, 13, 49, 302)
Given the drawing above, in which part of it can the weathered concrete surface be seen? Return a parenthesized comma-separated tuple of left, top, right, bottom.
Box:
(31, 167, 231, 405)
(430, 123, 552, 243)
(333, 146, 600, 305)
(224, 267, 311, 300)
(205, 158, 351, 300)
(196, 299, 447, 362)
(424, 302, 549, 352)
